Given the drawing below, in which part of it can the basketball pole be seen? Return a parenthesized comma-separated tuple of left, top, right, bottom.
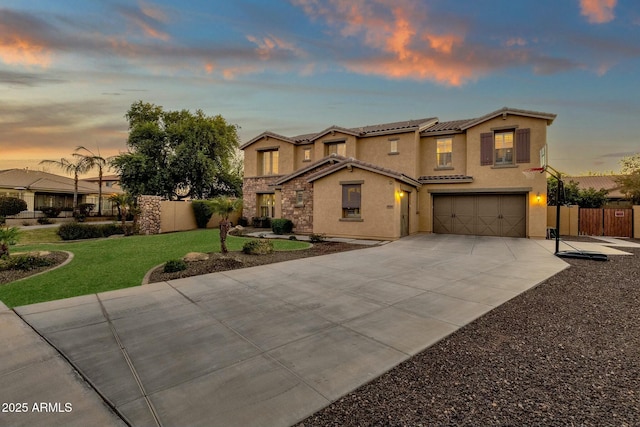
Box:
(544, 164, 563, 255)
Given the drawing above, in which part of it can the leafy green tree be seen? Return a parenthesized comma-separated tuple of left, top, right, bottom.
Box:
(208, 196, 243, 254)
(616, 172, 640, 204)
(615, 153, 640, 204)
(111, 101, 241, 200)
(619, 153, 640, 174)
(547, 177, 608, 207)
(40, 157, 91, 209)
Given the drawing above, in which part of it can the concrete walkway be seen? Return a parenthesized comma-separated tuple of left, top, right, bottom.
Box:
(3, 234, 572, 426)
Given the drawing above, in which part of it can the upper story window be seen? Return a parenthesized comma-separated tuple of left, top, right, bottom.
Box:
(436, 138, 452, 168)
(389, 139, 398, 154)
(303, 148, 312, 162)
(480, 128, 530, 166)
(260, 149, 279, 175)
(494, 131, 514, 165)
(326, 142, 346, 157)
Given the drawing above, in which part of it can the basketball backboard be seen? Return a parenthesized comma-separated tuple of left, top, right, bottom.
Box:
(540, 144, 548, 169)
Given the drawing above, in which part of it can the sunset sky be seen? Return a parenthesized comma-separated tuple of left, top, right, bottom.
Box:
(1, 0, 639, 176)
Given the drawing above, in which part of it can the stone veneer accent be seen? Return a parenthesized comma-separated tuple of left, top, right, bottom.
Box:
(280, 174, 315, 233)
(137, 195, 163, 235)
(242, 176, 280, 220)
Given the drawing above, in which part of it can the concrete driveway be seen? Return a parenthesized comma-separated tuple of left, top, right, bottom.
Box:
(2, 234, 569, 426)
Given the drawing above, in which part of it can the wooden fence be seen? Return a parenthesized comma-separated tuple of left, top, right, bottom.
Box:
(548, 206, 638, 238)
(578, 208, 633, 237)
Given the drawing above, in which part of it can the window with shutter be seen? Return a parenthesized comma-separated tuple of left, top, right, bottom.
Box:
(480, 133, 493, 165)
(515, 128, 531, 163)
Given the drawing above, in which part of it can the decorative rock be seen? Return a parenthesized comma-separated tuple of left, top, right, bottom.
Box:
(183, 252, 209, 262)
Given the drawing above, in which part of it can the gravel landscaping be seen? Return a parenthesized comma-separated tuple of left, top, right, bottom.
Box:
(297, 244, 640, 427)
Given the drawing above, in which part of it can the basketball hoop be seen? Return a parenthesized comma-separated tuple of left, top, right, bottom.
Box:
(522, 167, 545, 180)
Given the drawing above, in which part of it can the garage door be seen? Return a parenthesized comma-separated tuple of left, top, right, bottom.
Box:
(433, 194, 526, 237)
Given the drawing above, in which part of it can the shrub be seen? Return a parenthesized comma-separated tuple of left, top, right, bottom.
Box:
(38, 206, 62, 218)
(238, 217, 249, 227)
(57, 223, 129, 240)
(192, 200, 213, 228)
(77, 203, 95, 216)
(0, 255, 54, 271)
(0, 197, 27, 216)
(163, 259, 187, 273)
(242, 239, 274, 255)
(251, 216, 271, 228)
(0, 216, 4, 225)
(37, 217, 53, 225)
(309, 233, 326, 243)
(271, 218, 294, 235)
(288, 235, 297, 240)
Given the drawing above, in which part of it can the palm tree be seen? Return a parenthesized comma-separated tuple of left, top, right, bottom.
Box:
(208, 196, 243, 254)
(108, 193, 135, 235)
(75, 146, 108, 215)
(40, 157, 91, 210)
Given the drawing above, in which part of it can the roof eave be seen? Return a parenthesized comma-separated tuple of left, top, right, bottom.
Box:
(460, 107, 557, 130)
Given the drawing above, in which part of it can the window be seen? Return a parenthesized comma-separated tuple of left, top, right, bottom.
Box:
(494, 131, 514, 165)
(303, 148, 312, 161)
(436, 138, 452, 167)
(326, 142, 346, 156)
(295, 190, 304, 206)
(342, 184, 361, 218)
(259, 193, 275, 217)
(389, 139, 398, 154)
(481, 129, 530, 166)
(260, 150, 279, 175)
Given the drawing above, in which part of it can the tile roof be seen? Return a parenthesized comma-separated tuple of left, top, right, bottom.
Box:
(274, 154, 347, 185)
(564, 175, 625, 198)
(418, 175, 474, 184)
(460, 107, 556, 130)
(242, 107, 556, 148)
(244, 117, 438, 148)
(0, 168, 105, 194)
(307, 157, 421, 187)
(420, 119, 475, 134)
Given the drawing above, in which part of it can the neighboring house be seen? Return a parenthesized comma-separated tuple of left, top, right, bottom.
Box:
(241, 107, 555, 240)
(82, 174, 122, 191)
(0, 168, 122, 215)
(564, 175, 629, 206)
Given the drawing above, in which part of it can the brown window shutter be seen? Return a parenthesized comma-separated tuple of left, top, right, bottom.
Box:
(480, 132, 493, 165)
(516, 128, 530, 163)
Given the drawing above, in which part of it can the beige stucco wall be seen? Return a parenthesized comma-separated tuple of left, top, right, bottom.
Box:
(159, 201, 242, 233)
(419, 133, 468, 177)
(311, 168, 414, 240)
(242, 136, 296, 177)
(313, 133, 358, 159)
(547, 205, 579, 236)
(355, 132, 417, 176)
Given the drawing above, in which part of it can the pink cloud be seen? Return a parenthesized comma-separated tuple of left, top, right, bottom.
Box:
(246, 34, 306, 60)
(292, 0, 475, 86)
(0, 36, 52, 67)
(580, 0, 617, 24)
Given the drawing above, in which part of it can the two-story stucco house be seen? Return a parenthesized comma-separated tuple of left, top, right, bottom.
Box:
(241, 107, 555, 240)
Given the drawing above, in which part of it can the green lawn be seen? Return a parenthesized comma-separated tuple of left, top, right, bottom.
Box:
(15, 227, 63, 244)
(0, 229, 308, 308)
